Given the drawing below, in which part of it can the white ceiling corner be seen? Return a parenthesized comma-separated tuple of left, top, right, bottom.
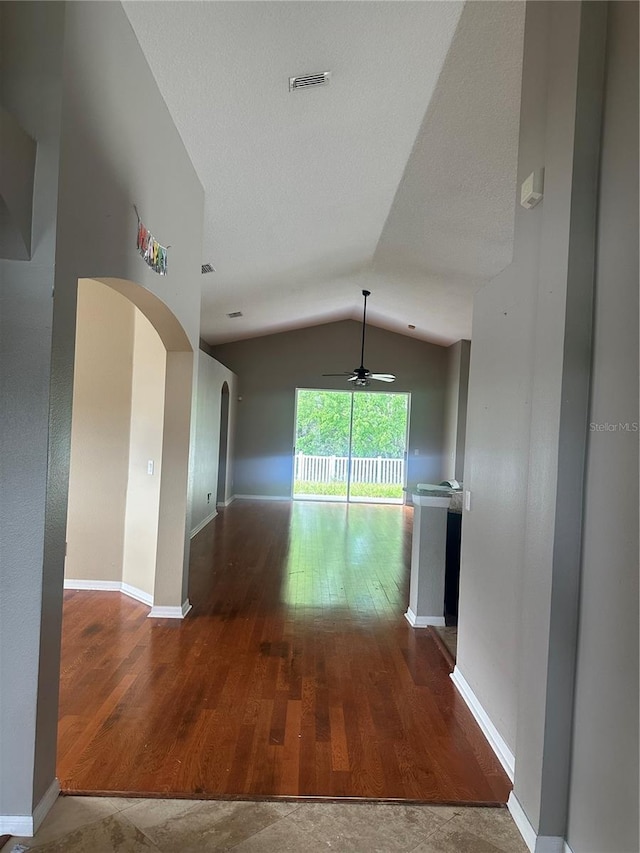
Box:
(124, 1, 524, 347)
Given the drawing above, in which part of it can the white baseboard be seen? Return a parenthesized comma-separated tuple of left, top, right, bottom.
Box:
(148, 598, 192, 619)
(507, 793, 568, 853)
(64, 579, 152, 608)
(404, 608, 445, 628)
(64, 579, 121, 592)
(233, 494, 291, 501)
(0, 778, 60, 836)
(217, 495, 235, 508)
(120, 582, 153, 607)
(450, 665, 515, 781)
(190, 510, 217, 538)
(536, 839, 567, 853)
(32, 779, 60, 835)
(507, 792, 537, 852)
(293, 494, 345, 502)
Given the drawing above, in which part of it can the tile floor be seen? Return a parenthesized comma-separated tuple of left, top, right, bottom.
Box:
(1, 796, 529, 852)
(434, 626, 458, 661)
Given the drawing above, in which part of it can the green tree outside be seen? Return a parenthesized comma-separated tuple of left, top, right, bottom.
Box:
(295, 390, 351, 456)
(295, 390, 408, 458)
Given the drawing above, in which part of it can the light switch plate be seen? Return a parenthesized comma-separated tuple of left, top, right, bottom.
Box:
(521, 168, 544, 209)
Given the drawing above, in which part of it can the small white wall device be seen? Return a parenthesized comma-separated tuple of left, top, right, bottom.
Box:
(520, 168, 545, 209)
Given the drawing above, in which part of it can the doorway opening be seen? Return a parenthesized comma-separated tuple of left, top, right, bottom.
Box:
(293, 388, 410, 503)
(217, 382, 230, 505)
(64, 277, 194, 615)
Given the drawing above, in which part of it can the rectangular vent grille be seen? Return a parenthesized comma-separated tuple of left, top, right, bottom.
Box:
(201, 263, 215, 274)
(289, 71, 331, 92)
(227, 311, 243, 319)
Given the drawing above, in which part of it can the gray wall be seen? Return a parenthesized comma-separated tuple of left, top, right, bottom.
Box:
(0, 103, 37, 259)
(1, 0, 204, 825)
(456, 0, 547, 756)
(457, 2, 636, 849)
(442, 340, 470, 482)
(190, 351, 237, 533)
(213, 320, 447, 498)
(566, 4, 639, 851)
(0, 1, 65, 824)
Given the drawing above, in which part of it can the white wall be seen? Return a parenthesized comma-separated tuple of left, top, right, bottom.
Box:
(66, 279, 134, 584)
(67, 281, 166, 601)
(122, 309, 166, 600)
(190, 350, 237, 535)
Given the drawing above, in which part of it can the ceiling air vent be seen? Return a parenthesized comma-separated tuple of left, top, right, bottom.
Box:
(289, 71, 331, 92)
(201, 263, 215, 274)
(227, 311, 243, 319)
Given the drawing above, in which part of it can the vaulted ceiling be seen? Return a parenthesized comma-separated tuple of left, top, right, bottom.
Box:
(124, 1, 525, 346)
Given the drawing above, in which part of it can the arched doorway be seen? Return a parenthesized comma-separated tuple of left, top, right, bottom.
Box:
(64, 277, 194, 617)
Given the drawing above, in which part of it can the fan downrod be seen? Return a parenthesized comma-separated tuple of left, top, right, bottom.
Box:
(321, 289, 396, 385)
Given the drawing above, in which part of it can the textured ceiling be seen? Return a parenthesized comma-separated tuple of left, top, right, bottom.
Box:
(124, 1, 524, 346)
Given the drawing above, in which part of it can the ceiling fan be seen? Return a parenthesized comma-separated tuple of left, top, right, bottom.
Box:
(323, 290, 396, 387)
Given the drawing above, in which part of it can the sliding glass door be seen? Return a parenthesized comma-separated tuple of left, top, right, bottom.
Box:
(293, 390, 352, 501)
(349, 391, 409, 503)
(293, 389, 409, 503)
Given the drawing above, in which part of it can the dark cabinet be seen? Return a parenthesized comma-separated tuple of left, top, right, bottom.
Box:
(444, 511, 462, 626)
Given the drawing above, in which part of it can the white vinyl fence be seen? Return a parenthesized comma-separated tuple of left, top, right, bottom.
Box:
(295, 453, 405, 485)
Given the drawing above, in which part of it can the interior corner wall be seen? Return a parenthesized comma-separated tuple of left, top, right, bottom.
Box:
(122, 309, 166, 599)
(190, 350, 237, 534)
(442, 342, 462, 481)
(65, 280, 134, 583)
(454, 340, 470, 482)
(566, 4, 639, 851)
(0, 0, 205, 825)
(456, 262, 535, 755)
(458, 2, 623, 845)
(456, 0, 570, 770)
(212, 320, 446, 498)
(55, 1, 203, 348)
(52, 0, 204, 614)
(0, 0, 66, 824)
(442, 340, 471, 482)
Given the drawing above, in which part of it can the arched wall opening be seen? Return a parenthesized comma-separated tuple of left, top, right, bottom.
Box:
(189, 354, 237, 537)
(217, 382, 230, 506)
(65, 277, 194, 616)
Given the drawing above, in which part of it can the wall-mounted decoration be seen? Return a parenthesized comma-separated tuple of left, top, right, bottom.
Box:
(135, 206, 168, 275)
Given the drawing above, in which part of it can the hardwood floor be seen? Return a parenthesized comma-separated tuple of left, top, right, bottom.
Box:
(57, 501, 510, 804)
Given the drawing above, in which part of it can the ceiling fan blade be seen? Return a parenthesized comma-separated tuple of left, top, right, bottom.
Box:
(347, 375, 358, 381)
(370, 374, 396, 382)
(322, 372, 354, 377)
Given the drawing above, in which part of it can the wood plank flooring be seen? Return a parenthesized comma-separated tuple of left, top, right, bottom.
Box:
(57, 501, 510, 803)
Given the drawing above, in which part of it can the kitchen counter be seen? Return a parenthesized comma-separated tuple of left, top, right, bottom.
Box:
(405, 485, 463, 514)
